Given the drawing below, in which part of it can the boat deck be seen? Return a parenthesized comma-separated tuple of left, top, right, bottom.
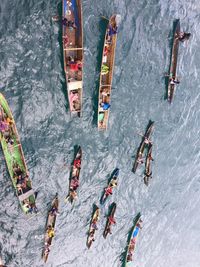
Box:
(62, 0, 83, 115)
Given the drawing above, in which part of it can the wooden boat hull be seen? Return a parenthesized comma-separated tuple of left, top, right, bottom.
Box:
(65, 146, 82, 203)
(97, 15, 120, 130)
(132, 121, 154, 173)
(100, 168, 119, 204)
(144, 143, 153, 186)
(42, 194, 59, 263)
(123, 213, 142, 267)
(87, 205, 100, 249)
(167, 19, 180, 103)
(62, 0, 83, 116)
(0, 93, 36, 214)
(103, 202, 116, 238)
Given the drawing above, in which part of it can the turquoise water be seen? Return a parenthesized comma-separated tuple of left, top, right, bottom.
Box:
(0, 0, 200, 266)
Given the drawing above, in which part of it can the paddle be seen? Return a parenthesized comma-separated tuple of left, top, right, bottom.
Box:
(101, 16, 109, 21)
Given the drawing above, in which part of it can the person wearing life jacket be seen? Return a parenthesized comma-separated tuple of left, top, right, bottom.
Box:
(74, 158, 81, 168)
(100, 102, 111, 111)
(105, 186, 113, 196)
(47, 225, 55, 238)
(108, 215, 116, 225)
(176, 32, 191, 42)
(91, 219, 98, 231)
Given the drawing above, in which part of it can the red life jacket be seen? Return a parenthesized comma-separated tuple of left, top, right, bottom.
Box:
(74, 159, 81, 168)
(108, 216, 116, 225)
(105, 187, 112, 195)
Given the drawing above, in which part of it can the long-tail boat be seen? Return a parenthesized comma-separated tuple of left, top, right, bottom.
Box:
(42, 194, 59, 263)
(123, 213, 142, 267)
(103, 202, 116, 238)
(0, 93, 37, 214)
(100, 168, 119, 205)
(144, 143, 153, 186)
(167, 19, 180, 103)
(65, 146, 82, 203)
(62, 0, 83, 117)
(86, 205, 100, 249)
(97, 14, 121, 130)
(132, 121, 154, 173)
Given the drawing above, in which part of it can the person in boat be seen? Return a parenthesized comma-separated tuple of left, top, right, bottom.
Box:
(176, 32, 191, 42)
(73, 100, 81, 111)
(4, 132, 14, 145)
(147, 150, 154, 161)
(16, 183, 23, 195)
(88, 230, 95, 243)
(129, 239, 135, 251)
(50, 206, 59, 216)
(22, 199, 32, 214)
(62, 18, 76, 29)
(13, 164, 23, 177)
(101, 89, 110, 97)
(6, 116, 13, 126)
(68, 188, 78, 200)
(0, 120, 8, 133)
(101, 64, 109, 75)
(69, 60, 82, 71)
(47, 225, 55, 238)
(69, 91, 80, 110)
(27, 203, 38, 214)
(170, 78, 180, 85)
(137, 153, 144, 164)
(144, 137, 152, 145)
(103, 44, 109, 63)
(107, 20, 118, 42)
(70, 177, 79, 190)
(110, 177, 117, 188)
(100, 102, 111, 111)
(63, 35, 69, 47)
(105, 186, 113, 196)
(108, 215, 116, 225)
(127, 251, 133, 262)
(91, 219, 98, 231)
(74, 158, 81, 168)
(44, 244, 50, 255)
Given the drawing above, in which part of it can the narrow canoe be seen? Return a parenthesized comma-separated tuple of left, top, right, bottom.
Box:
(167, 19, 180, 103)
(100, 168, 119, 205)
(65, 146, 82, 203)
(62, 0, 83, 117)
(132, 121, 154, 173)
(42, 194, 59, 263)
(0, 93, 37, 214)
(144, 143, 153, 186)
(123, 213, 142, 267)
(86, 205, 100, 249)
(103, 202, 116, 238)
(97, 15, 120, 130)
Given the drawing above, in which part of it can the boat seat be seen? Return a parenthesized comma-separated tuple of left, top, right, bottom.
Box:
(18, 189, 35, 202)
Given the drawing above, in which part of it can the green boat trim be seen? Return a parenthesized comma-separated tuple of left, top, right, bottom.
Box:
(0, 93, 37, 214)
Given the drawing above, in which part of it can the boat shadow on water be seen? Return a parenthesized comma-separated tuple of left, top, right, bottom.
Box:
(55, 1, 70, 112)
(164, 19, 180, 100)
(92, 18, 108, 126)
